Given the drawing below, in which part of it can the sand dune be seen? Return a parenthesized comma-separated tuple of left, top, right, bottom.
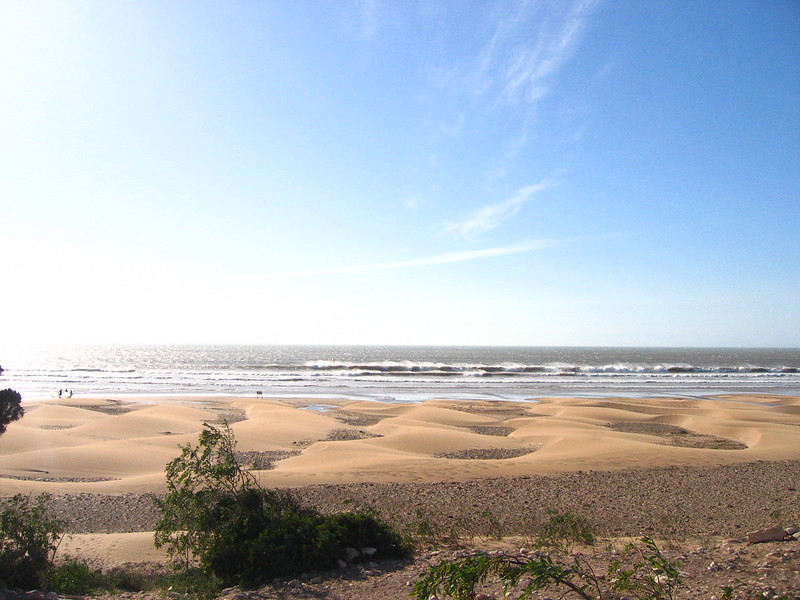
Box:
(0, 394, 798, 495)
(2, 394, 799, 573)
(58, 532, 169, 568)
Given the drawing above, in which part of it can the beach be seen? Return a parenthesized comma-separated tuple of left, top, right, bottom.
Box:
(1, 393, 799, 598)
(2, 394, 799, 494)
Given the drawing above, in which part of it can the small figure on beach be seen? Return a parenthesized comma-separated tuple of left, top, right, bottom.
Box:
(58, 389, 63, 398)
(256, 390, 263, 398)
(67, 389, 73, 398)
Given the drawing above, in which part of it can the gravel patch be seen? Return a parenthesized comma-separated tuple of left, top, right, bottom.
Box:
(607, 421, 748, 449)
(325, 428, 382, 441)
(4, 461, 798, 599)
(333, 412, 387, 427)
(447, 401, 535, 419)
(467, 425, 515, 436)
(209, 410, 248, 424)
(78, 403, 138, 416)
(0, 475, 119, 483)
(17, 461, 798, 538)
(434, 446, 539, 460)
(290, 460, 800, 540)
(235, 450, 302, 470)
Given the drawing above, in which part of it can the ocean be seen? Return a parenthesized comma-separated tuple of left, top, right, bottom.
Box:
(1, 344, 798, 402)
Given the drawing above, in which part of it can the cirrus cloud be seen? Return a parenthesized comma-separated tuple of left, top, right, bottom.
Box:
(271, 238, 561, 278)
(444, 180, 552, 238)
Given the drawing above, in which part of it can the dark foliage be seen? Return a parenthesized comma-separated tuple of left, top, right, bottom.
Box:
(153, 422, 407, 587)
(0, 494, 65, 590)
(0, 388, 23, 435)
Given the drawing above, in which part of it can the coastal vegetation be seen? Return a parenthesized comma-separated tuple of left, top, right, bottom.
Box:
(0, 493, 64, 590)
(412, 525, 681, 600)
(0, 422, 408, 595)
(0, 487, 797, 599)
(0, 388, 23, 436)
(152, 422, 408, 586)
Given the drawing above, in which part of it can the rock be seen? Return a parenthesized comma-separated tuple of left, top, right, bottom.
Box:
(785, 526, 800, 535)
(475, 595, 495, 600)
(361, 546, 378, 556)
(747, 527, 787, 543)
(343, 547, 361, 562)
(793, 531, 800, 541)
(723, 538, 745, 545)
(337, 559, 348, 569)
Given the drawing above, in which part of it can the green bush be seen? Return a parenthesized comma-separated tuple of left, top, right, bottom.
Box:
(608, 535, 681, 600)
(49, 556, 95, 594)
(0, 494, 64, 589)
(153, 567, 223, 600)
(153, 422, 407, 587)
(0, 388, 24, 436)
(49, 559, 218, 598)
(413, 550, 600, 600)
(535, 509, 596, 553)
(412, 535, 682, 600)
(50, 560, 218, 597)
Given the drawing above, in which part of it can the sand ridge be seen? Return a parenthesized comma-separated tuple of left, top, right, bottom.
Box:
(0, 394, 797, 495)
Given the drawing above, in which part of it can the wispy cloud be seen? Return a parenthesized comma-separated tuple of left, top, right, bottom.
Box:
(444, 181, 552, 238)
(495, 0, 596, 108)
(359, 0, 380, 41)
(271, 239, 560, 278)
(432, 1, 598, 154)
(401, 195, 424, 210)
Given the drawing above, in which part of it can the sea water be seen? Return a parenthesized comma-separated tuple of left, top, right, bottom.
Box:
(0, 344, 798, 401)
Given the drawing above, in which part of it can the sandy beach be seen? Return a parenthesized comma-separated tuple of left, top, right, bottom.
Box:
(1, 394, 798, 494)
(1, 394, 799, 598)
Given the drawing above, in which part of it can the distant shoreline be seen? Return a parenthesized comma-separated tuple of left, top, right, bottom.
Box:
(15, 389, 800, 405)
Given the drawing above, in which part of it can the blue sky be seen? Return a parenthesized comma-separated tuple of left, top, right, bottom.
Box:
(1, 0, 798, 347)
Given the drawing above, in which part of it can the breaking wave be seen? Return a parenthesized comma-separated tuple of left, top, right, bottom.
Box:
(3, 344, 798, 400)
(300, 360, 799, 377)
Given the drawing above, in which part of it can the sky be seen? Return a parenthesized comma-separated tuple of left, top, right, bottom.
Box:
(1, 1, 798, 348)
